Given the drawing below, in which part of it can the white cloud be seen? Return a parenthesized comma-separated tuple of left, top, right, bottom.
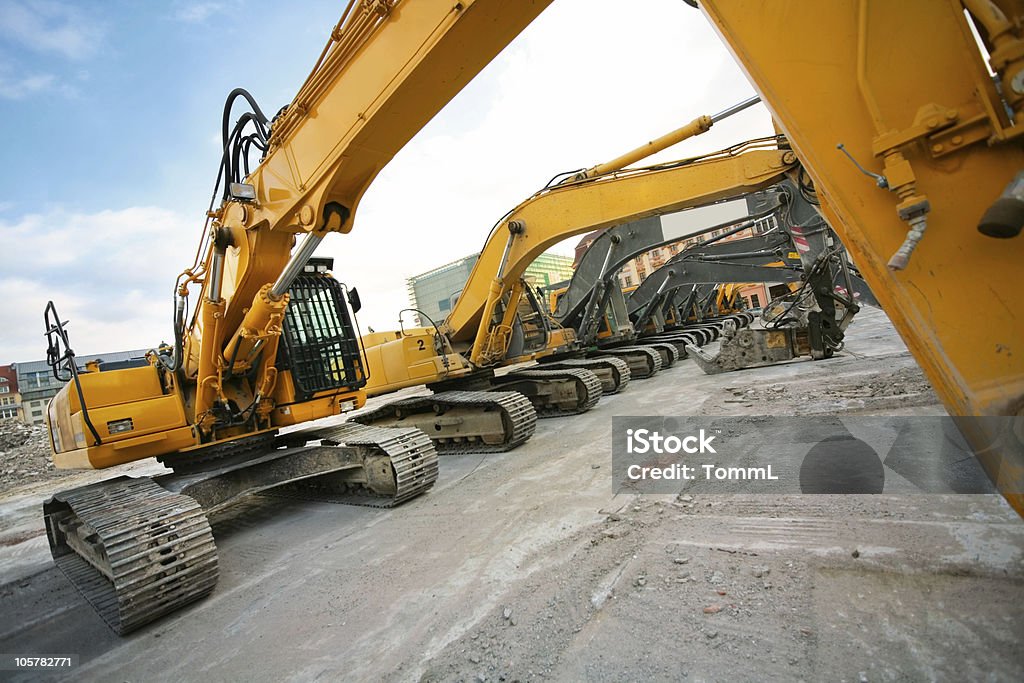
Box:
(0, 69, 53, 99)
(0, 0, 103, 60)
(325, 0, 774, 333)
(0, 206, 201, 362)
(172, 2, 226, 23)
(0, 0, 777, 361)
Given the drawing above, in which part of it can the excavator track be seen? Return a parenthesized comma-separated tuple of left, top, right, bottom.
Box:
(494, 367, 602, 417)
(538, 356, 631, 394)
(591, 345, 662, 379)
(43, 477, 219, 635)
(44, 423, 437, 634)
(644, 342, 681, 368)
(351, 391, 536, 455)
(642, 331, 702, 356)
(271, 422, 438, 506)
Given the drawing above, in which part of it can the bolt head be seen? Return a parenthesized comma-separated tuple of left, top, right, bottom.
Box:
(1011, 70, 1024, 95)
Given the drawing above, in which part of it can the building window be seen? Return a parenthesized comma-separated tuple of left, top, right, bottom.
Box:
(0, 386, 8, 394)
(32, 409, 43, 417)
(0, 408, 16, 419)
(749, 294, 761, 308)
(624, 276, 634, 287)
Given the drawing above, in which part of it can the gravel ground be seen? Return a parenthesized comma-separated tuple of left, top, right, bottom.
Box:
(0, 308, 1020, 682)
(0, 421, 73, 491)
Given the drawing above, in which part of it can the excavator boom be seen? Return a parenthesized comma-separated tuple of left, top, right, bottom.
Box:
(703, 0, 1024, 510)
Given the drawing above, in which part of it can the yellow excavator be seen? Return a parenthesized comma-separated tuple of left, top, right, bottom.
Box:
(701, 0, 1023, 511)
(349, 100, 800, 445)
(41, 0, 555, 634)
(353, 135, 879, 445)
(39, 0, 1023, 633)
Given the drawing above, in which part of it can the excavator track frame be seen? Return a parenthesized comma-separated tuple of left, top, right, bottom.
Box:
(492, 367, 603, 418)
(537, 356, 632, 395)
(589, 346, 663, 379)
(351, 390, 537, 455)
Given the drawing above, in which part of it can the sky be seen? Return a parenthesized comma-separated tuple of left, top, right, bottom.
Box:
(0, 0, 774, 363)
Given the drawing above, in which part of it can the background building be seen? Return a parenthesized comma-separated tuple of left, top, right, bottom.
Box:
(0, 364, 21, 421)
(407, 251, 574, 326)
(12, 349, 151, 425)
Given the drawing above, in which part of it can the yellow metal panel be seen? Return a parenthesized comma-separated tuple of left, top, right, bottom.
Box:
(272, 393, 363, 428)
(68, 365, 162, 412)
(702, 0, 1024, 511)
(362, 329, 470, 395)
(53, 426, 195, 470)
(70, 394, 188, 446)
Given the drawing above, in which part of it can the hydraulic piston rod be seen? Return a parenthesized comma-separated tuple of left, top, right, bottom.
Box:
(575, 96, 762, 180)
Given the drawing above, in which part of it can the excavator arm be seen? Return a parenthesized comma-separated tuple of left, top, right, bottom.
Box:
(703, 0, 1024, 511)
(47, 0, 553, 466)
(441, 142, 799, 364)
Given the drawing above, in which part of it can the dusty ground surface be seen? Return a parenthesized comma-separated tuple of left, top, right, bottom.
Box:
(0, 422, 71, 491)
(0, 307, 1021, 682)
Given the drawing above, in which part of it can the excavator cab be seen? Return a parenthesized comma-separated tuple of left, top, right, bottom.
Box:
(271, 259, 368, 413)
(44, 258, 369, 470)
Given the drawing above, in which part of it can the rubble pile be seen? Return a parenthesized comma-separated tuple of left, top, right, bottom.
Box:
(0, 419, 72, 492)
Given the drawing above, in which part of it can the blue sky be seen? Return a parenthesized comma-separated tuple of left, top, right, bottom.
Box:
(0, 0, 773, 362)
(0, 0, 343, 213)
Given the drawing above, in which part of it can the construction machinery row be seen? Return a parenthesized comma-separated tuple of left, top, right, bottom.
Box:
(35, 0, 1022, 634)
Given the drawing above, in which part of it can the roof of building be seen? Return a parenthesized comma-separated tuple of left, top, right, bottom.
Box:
(407, 253, 477, 283)
(14, 348, 152, 374)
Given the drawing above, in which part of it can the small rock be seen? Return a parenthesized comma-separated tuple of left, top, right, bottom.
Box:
(678, 494, 693, 503)
(503, 606, 512, 620)
(751, 565, 770, 578)
(799, 627, 813, 637)
(673, 557, 690, 565)
(858, 673, 869, 683)
(703, 604, 722, 615)
(705, 630, 718, 639)
(591, 464, 601, 469)
(469, 654, 481, 664)
(634, 576, 647, 587)
(709, 571, 725, 585)
(852, 549, 861, 559)
(607, 513, 622, 522)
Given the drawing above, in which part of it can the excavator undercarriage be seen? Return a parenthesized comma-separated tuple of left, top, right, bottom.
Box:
(44, 422, 437, 634)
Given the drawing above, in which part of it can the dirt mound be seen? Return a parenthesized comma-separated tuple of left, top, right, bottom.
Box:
(0, 419, 74, 492)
